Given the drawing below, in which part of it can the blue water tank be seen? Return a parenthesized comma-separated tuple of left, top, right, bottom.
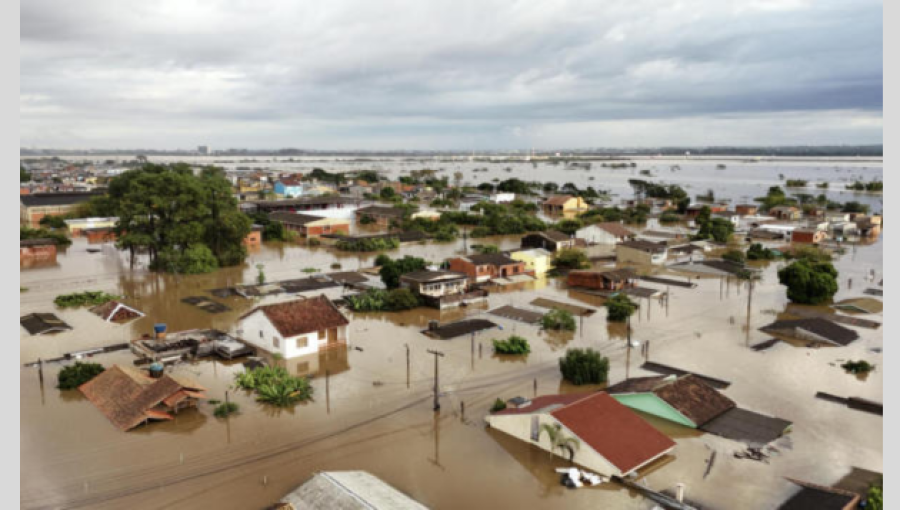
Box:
(153, 323, 167, 334)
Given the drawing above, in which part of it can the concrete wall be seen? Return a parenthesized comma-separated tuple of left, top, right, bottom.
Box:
(617, 246, 666, 266)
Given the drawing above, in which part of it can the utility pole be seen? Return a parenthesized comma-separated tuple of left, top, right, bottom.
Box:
(405, 344, 410, 389)
(626, 316, 632, 379)
(325, 369, 331, 414)
(427, 349, 445, 411)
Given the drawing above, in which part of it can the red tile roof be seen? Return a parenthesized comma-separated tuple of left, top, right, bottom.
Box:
(550, 392, 676, 474)
(251, 295, 349, 338)
(544, 195, 575, 206)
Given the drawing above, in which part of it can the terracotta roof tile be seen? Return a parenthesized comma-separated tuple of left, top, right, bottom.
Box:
(252, 295, 349, 338)
(550, 392, 676, 474)
(652, 375, 735, 426)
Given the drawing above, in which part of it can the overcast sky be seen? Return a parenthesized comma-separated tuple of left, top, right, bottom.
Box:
(20, 0, 883, 150)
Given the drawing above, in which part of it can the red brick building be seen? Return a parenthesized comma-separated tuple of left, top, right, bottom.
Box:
(448, 253, 528, 283)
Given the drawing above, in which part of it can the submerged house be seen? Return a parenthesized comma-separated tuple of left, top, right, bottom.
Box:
(20, 312, 72, 335)
(90, 300, 145, 323)
(237, 295, 350, 359)
(399, 270, 487, 309)
(509, 248, 553, 277)
(275, 471, 429, 510)
(448, 253, 528, 283)
(759, 318, 860, 346)
(520, 231, 576, 252)
(355, 205, 408, 227)
(567, 268, 637, 291)
(541, 195, 588, 215)
(79, 365, 207, 431)
(487, 392, 675, 478)
(616, 240, 668, 266)
(269, 212, 351, 238)
(577, 222, 636, 245)
(605, 375, 736, 429)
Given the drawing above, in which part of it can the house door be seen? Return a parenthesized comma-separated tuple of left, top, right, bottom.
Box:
(327, 328, 338, 345)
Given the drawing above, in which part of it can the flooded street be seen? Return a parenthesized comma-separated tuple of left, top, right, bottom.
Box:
(20, 161, 882, 510)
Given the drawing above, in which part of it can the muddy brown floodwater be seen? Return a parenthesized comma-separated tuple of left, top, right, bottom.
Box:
(21, 227, 882, 509)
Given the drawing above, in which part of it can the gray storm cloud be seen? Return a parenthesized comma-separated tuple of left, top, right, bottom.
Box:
(20, 0, 883, 149)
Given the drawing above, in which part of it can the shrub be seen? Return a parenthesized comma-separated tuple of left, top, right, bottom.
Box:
(234, 366, 313, 407)
(307, 237, 322, 247)
(553, 248, 589, 271)
(152, 244, 219, 274)
(58, 362, 105, 389)
(747, 243, 776, 260)
(606, 294, 637, 322)
(542, 308, 576, 331)
(213, 401, 240, 418)
(54, 291, 120, 308)
(493, 335, 531, 355)
(21, 226, 72, 246)
(491, 398, 508, 413)
(335, 237, 400, 252)
(659, 211, 681, 223)
(841, 360, 875, 374)
(384, 288, 421, 310)
(359, 215, 376, 225)
(559, 348, 609, 385)
(721, 249, 746, 264)
(777, 259, 838, 305)
(346, 288, 420, 311)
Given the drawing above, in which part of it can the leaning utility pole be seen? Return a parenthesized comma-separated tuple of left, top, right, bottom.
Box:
(427, 349, 445, 411)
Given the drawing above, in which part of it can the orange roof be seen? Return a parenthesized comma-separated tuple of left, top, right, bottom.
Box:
(144, 409, 174, 421)
(550, 392, 675, 474)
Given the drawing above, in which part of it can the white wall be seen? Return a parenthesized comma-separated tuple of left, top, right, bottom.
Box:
(237, 310, 320, 359)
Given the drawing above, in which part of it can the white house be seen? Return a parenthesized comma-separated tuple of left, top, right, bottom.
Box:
(237, 295, 350, 359)
(486, 392, 676, 478)
(616, 240, 668, 266)
(577, 222, 636, 245)
(490, 192, 516, 204)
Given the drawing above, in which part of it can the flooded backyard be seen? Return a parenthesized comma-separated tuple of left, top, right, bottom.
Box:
(20, 160, 882, 510)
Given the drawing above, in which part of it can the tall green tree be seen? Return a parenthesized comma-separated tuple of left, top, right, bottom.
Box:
(777, 259, 838, 305)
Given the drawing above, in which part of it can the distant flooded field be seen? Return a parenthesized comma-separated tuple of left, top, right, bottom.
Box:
(20, 161, 882, 510)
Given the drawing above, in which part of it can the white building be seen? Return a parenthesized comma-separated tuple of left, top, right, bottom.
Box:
(237, 295, 349, 359)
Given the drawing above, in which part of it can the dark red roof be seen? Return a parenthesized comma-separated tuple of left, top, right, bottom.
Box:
(252, 295, 349, 338)
(551, 392, 675, 474)
(652, 375, 736, 426)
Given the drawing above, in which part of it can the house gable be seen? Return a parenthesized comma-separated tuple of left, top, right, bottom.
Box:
(612, 393, 697, 428)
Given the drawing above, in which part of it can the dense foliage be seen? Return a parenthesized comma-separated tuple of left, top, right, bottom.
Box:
(335, 237, 400, 252)
(747, 243, 777, 260)
(493, 335, 531, 355)
(559, 348, 610, 385)
(841, 360, 875, 374)
(867, 479, 883, 510)
(234, 366, 314, 407)
(845, 180, 882, 192)
(606, 294, 638, 322)
(552, 248, 589, 271)
(57, 362, 105, 390)
(491, 398, 508, 413)
(213, 401, 240, 418)
(580, 205, 650, 224)
(542, 308, 577, 331)
(777, 259, 839, 305)
(693, 206, 735, 243)
(785, 179, 808, 187)
(345, 288, 421, 312)
(246, 212, 295, 242)
(107, 164, 251, 272)
(21, 226, 71, 246)
(721, 249, 746, 264)
(442, 201, 546, 237)
(54, 291, 119, 308)
(20, 165, 31, 182)
(376, 254, 428, 289)
(659, 211, 681, 223)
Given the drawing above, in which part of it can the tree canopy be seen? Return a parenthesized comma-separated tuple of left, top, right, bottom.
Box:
(107, 163, 251, 272)
(777, 259, 838, 305)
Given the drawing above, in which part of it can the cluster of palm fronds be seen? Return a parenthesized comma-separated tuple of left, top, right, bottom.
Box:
(234, 366, 313, 407)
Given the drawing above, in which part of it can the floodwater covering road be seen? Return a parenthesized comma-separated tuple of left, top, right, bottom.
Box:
(20, 159, 882, 510)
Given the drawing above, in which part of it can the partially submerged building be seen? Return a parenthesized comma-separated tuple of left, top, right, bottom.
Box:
(20, 313, 72, 335)
(760, 318, 860, 346)
(20, 238, 58, 266)
(274, 471, 429, 510)
(399, 270, 487, 309)
(567, 268, 637, 291)
(541, 195, 588, 215)
(486, 392, 675, 478)
(509, 248, 553, 277)
(577, 222, 636, 245)
(616, 240, 668, 266)
(20, 191, 103, 227)
(355, 205, 408, 227)
(448, 253, 528, 283)
(605, 375, 736, 429)
(520, 231, 576, 252)
(80, 366, 207, 431)
(90, 300, 145, 323)
(270, 212, 351, 238)
(237, 296, 350, 359)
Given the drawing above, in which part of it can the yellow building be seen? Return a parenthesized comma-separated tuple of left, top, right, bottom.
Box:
(510, 248, 553, 277)
(542, 195, 588, 215)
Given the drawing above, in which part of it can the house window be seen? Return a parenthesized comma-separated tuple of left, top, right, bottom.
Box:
(296, 337, 308, 349)
(273, 337, 280, 349)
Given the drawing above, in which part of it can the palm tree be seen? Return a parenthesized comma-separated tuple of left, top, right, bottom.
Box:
(539, 423, 581, 462)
